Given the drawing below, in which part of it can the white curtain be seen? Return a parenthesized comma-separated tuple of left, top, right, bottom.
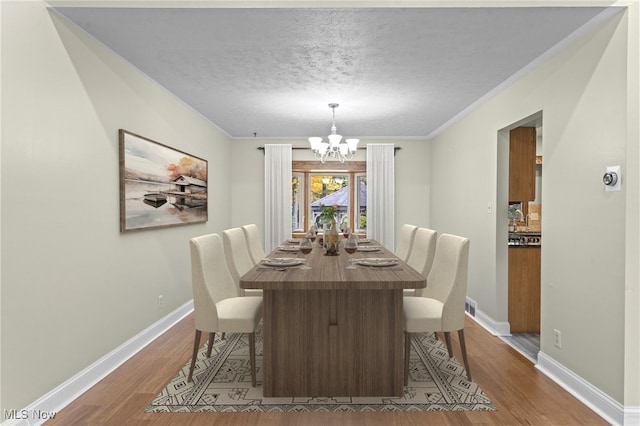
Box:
(366, 144, 395, 249)
(264, 144, 292, 252)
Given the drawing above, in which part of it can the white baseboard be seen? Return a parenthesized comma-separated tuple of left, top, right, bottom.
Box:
(467, 308, 511, 336)
(623, 407, 640, 426)
(6, 302, 637, 426)
(468, 311, 635, 425)
(537, 352, 632, 426)
(3, 301, 194, 426)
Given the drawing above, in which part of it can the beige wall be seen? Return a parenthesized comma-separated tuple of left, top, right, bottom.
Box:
(623, 1, 640, 409)
(230, 139, 430, 250)
(2, 0, 638, 417)
(428, 8, 638, 405)
(1, 2, 231, 411)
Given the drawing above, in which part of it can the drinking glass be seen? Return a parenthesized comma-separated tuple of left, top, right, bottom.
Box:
(306, 229, 316, 243)
(344, 233, 358, 269)
(299, 238, 313, 269)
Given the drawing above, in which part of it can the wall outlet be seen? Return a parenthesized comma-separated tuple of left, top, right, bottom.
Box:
(158, 294, 164, 310)
(553, 329, 562, 348)
(530, 212, 539, 220)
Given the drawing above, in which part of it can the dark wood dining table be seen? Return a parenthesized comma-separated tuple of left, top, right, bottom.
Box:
(240, 238, 426, 397)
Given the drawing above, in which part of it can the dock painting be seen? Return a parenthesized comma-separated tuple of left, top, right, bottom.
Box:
(119, 130, 208, 232)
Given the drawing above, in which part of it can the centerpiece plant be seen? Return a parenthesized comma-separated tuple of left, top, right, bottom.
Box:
(319, 204, 339, 227)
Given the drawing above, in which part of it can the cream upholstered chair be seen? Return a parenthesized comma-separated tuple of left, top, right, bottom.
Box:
(403, 233, 471, 384)
(403, 227, 437, 296)
(242, 224, 266, 266)
(395, 224, 418, 262)
(223, 227, 261, 296)
(188, 233, 263, 385)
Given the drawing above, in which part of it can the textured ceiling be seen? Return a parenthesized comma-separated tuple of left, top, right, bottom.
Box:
(51, 5, 619, 140)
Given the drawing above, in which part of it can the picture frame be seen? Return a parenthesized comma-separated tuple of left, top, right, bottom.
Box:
(119, 129, 208, 232)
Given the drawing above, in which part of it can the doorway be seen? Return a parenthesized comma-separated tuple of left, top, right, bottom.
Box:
(497, 112, 543, 363)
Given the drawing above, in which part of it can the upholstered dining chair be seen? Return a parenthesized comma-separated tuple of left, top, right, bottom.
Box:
(188, 233, 263, 385)
(395, 224, 418, 262)
(223, 227, 261, 296)
(242, 224, 266, 266)
(403, 227, 437, 296)
(403, 233, 471, 384)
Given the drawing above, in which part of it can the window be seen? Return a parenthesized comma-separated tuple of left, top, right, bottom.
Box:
(310, 174, 349, 228)
(292, 173, 304, 231)
(291, 161, 366, 235)
(355, 174, 367, 231)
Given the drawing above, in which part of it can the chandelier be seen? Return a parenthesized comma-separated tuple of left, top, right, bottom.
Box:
(308, 103, 359, 163)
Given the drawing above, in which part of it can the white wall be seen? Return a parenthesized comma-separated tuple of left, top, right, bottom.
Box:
(1, 2, 231, 412)
(230, 139, 430, 251)
(429, 8, 638, 405)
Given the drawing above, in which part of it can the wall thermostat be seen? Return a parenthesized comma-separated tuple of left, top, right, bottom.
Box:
(604, 165, 621, 192)
(603, 172, 617, 186)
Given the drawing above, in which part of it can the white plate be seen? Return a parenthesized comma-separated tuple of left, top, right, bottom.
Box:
(260, 258, 304, 267)
(354, 258, 399, 267)
(286, 239, 302, 245)
(357, 246, 381, 252)
(278, 246, 300, 252)
(358, 238, 371, 244)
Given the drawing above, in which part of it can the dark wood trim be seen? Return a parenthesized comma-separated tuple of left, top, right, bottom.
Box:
(292, 160, 366, 173)
(292, 161, 366, 234)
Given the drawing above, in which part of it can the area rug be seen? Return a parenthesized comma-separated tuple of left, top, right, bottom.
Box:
(146, 326, 496, 413)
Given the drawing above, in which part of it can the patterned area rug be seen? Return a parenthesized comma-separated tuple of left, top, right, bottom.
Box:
(146, 326, 496, 413)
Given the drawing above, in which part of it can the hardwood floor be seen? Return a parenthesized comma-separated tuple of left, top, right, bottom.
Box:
(47, 314, 607, 425)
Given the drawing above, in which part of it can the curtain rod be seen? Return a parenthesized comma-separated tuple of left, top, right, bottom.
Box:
(257, 146, 401, 155)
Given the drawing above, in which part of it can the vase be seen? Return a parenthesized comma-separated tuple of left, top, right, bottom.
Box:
(324, 219, 340, 256)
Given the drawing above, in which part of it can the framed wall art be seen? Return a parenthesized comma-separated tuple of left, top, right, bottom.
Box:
(119, 129, 208, 232)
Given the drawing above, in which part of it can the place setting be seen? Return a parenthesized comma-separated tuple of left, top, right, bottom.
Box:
(357, 245, 382, 252)
(353, 257, 400, 268)
(341, 232, 399, 269)
(257, 257, 307, 271)
(260, 239, 313, 270)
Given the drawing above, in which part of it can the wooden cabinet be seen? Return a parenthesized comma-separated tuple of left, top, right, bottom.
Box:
(508, 247, 540, 333)
(509, 127, 536, 202)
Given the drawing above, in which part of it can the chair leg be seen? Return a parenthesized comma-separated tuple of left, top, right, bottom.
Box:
(221, 332, 226, 340)
(249, 332, 257, 387)
(444, 331, 454, 358)
(206, 332, 215, 358)
(433, 331, 439, 342)
(404, 331, 412, 386)
(187, 330, 202, 383)
(458, 329, 472, 381)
